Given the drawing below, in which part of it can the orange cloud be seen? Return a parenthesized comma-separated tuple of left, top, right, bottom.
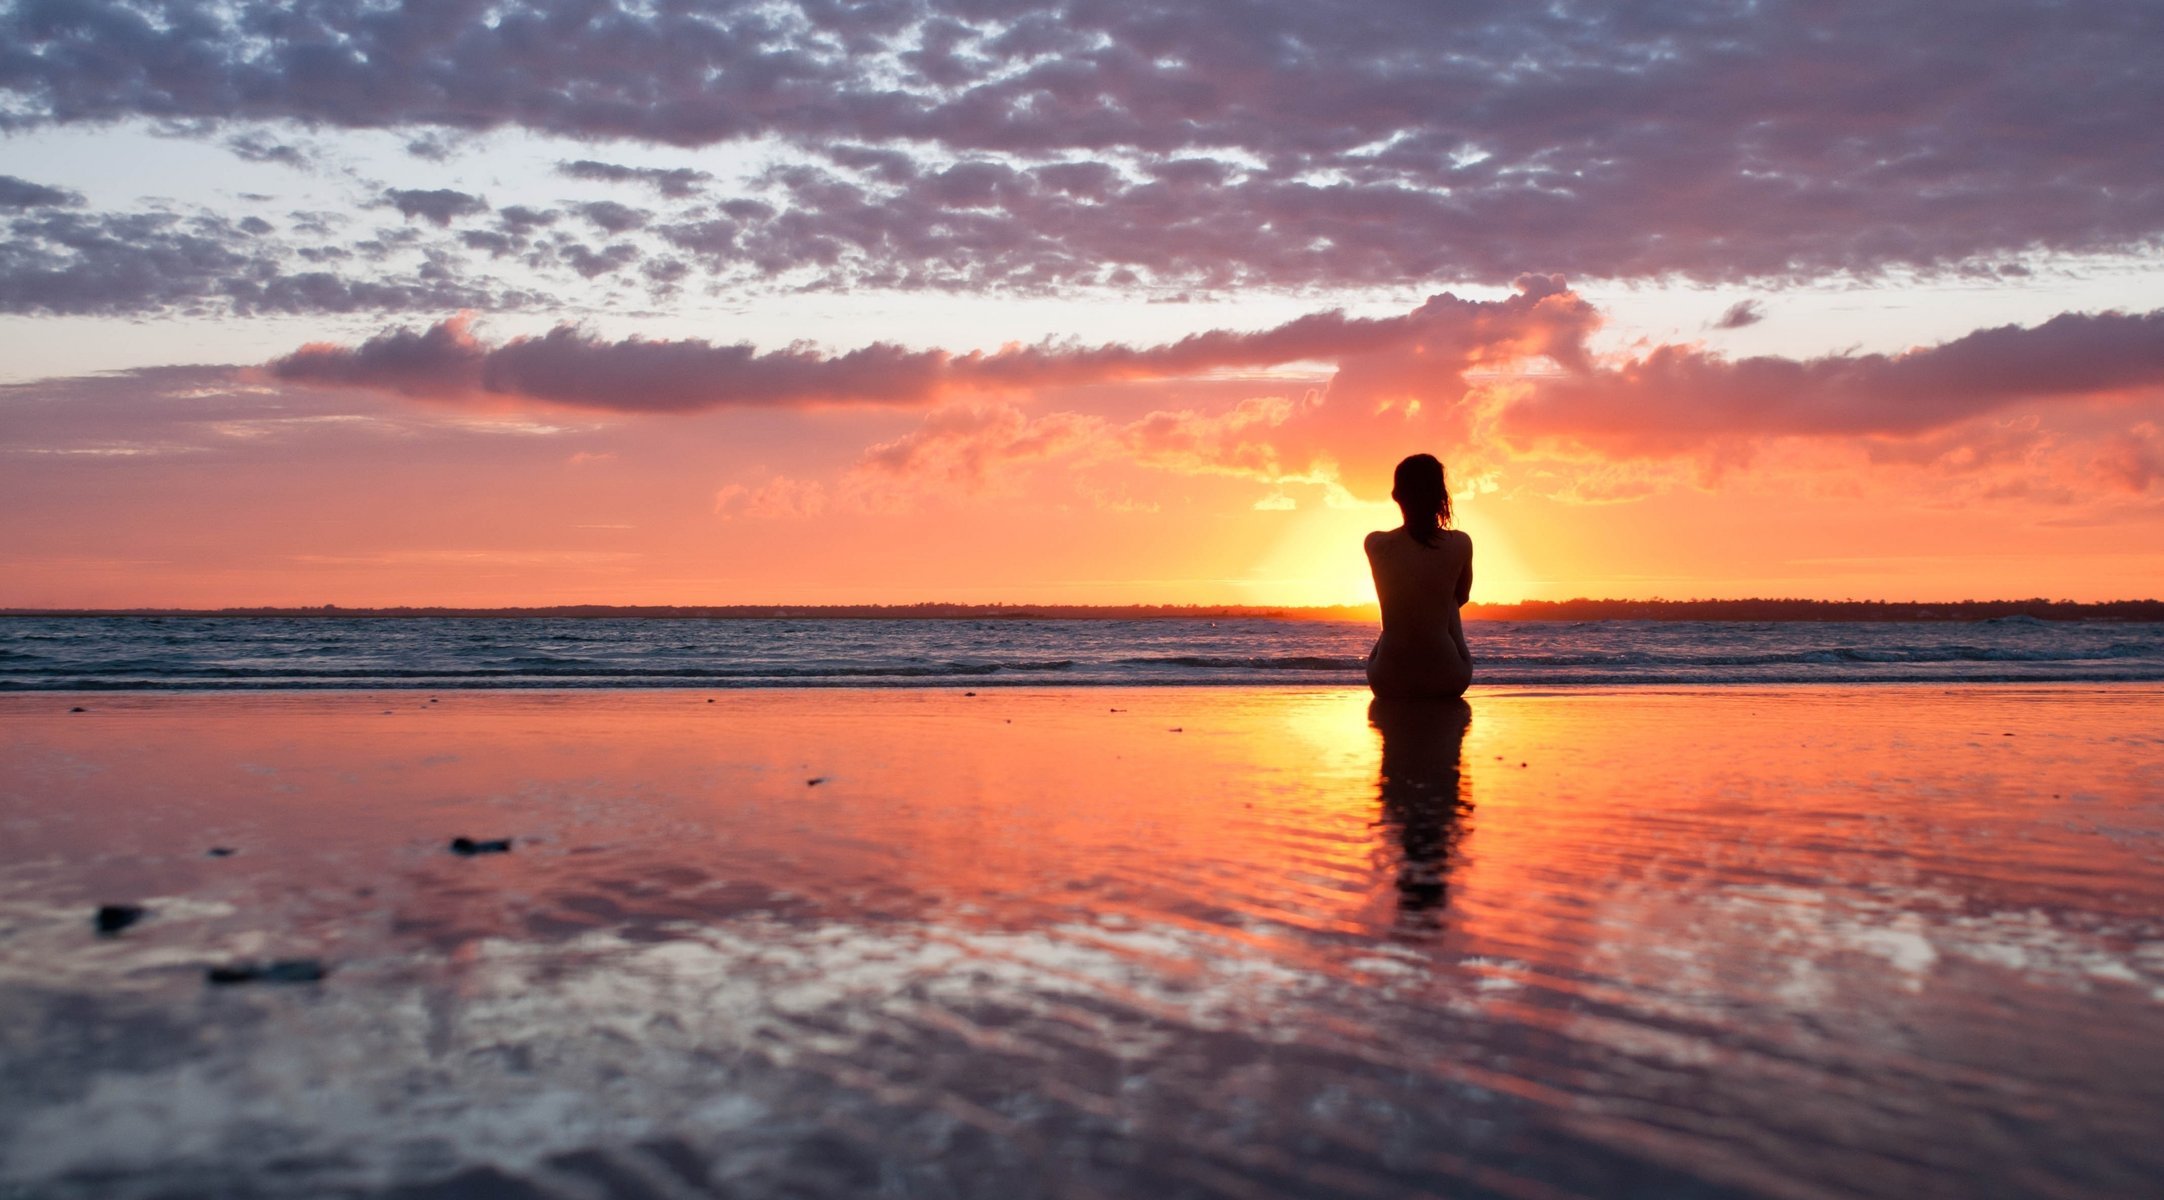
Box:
(1502, 309, 2164, 456)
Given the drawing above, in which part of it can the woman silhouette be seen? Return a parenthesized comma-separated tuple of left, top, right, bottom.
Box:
(1364, 454, 1473, 699)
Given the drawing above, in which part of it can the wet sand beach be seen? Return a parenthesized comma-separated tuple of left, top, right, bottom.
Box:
(3, 686, 2162, 1198)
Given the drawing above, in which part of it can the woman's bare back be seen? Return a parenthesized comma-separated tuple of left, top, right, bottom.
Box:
(1365, 527, 1473, 698)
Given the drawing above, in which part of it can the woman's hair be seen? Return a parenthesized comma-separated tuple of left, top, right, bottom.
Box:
(1391, 453, 1451, 547)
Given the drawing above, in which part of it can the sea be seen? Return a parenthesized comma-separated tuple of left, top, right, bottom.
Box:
(4, 614, 2162, 690)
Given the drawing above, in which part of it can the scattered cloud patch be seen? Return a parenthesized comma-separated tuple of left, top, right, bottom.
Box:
(2, 2, 2159, 285)
(1713, 300, 1765, 330)
(383, 188, 489, 227)
(558, 160, 714, 198)
(0, 175, 84, 209)
(572, 201, 650, 235)
(223, 132, 309, 168)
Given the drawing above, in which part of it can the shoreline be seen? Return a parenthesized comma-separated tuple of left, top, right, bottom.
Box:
(9, 677, 2164, 698)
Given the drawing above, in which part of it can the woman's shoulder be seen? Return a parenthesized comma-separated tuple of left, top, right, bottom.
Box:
(1364, 528, 1395, 553)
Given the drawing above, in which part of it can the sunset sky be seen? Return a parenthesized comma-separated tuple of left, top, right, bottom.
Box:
(3, 0, 2162, 608)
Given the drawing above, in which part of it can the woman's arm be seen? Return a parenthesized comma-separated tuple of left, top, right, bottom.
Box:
(1452, 536, 1474, 664)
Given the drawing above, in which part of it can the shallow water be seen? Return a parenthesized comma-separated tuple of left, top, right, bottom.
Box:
(2, 686, 2161, 1198)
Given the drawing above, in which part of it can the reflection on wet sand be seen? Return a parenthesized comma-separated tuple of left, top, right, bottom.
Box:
(1369, 697, 1473, 926)
(3, 687, 2164, 1199)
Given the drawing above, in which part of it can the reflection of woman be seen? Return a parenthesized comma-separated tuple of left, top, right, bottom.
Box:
(1369, 697, 1473, 921)
(1365, 454, 1473, 699)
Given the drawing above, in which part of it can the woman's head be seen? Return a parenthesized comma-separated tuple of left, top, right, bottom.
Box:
(1391, 453, 1451, 546)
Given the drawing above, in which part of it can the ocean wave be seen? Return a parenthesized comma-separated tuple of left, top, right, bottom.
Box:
(0, 659, 1086, 685)
(4, 616, 2160, 691)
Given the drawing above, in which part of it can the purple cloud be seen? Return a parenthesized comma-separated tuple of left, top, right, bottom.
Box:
(0, 175, 84, 209)
(571, 201, 650, 235)
(1, 1, 2158, 286)
(1, 200, 526, 316)
(383, 188, 489, 227)
(1713, 300, 1765, 330)
(223, 131, 308, 167)
(557, 160, 713, 199)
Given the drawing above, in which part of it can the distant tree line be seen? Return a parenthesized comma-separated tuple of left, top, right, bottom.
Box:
(1458, 597, 2164, 622)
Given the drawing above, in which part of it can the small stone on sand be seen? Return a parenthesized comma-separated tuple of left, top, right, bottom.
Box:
(94, 904, 146, 934)
(206, 846, 236, 857)
(449, 836, 513, 855)
(70, 706, 86, 713)
(207, 959, 326, 985)
(806, 777, 828, 787)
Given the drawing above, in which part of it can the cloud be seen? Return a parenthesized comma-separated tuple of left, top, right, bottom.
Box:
(1504, 308, 2164, 456)
(383, 188, 489, 226)
(1713, 301, 1764, 330)
(669, 287, 2164, 516)
(558, 160, 713, 199)
(0, 364, 414, 459)
(223, 131, 309, 167)
(0, 175, 84, 208)
(571, 201, 649, 234)
(2094, 424, 2163, 493)
(712, 475, 836, 520)
(555, 240, 640, 278)
(270, 289, 2164, 505)
(856, 404, 1107, 485)
(270, 315, 953, 411)
(0, 200, 523, 316)
(269, 276, 1593, 412)
(4, 1, 2160, 285)
(498, 206, 559, 232)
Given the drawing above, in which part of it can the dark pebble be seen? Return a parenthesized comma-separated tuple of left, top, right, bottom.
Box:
(806, 777, 828, 787)
(208, 958, 327, 985)
(70, 706, 87, 713)
(206, 846, 236, 857)
(963, 691, 976, 697)
(94, 904, 146, 934)
(450, 836, 513, 855)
